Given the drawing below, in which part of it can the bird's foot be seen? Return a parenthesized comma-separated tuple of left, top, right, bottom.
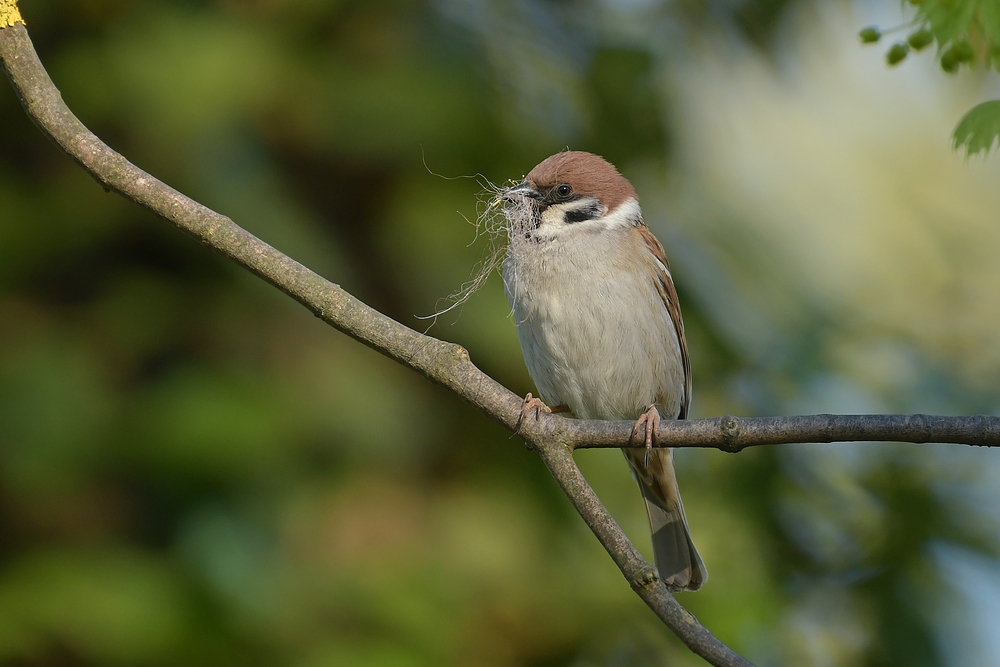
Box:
(515, 393, 550, 433)
(629, 405, 661, 467)
(514, 393, 569, 432)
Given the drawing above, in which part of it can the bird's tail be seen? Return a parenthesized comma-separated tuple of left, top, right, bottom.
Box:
(625, 448, 707, 592)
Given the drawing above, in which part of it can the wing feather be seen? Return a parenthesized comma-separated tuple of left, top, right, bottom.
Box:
(636, 224, 691, 419)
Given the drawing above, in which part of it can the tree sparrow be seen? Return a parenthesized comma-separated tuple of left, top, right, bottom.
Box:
(501, 151, 706, 591)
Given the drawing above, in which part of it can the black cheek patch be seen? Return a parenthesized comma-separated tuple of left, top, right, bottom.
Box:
(564, 203, 602, 224)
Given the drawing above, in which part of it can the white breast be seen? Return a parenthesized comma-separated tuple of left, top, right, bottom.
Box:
(502, 225, 685, 421)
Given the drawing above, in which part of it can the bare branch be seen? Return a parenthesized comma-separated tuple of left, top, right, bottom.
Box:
(1, 17, 995, 666)
(549, 413, 1000, 451)
(535, 442, 754, 667)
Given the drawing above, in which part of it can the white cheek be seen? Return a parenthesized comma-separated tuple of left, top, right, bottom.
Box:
(599, 199, 642, 229)
(531, 204, 571, 241)
(540, 206, 566, 228)
(533, 198, 642, 241)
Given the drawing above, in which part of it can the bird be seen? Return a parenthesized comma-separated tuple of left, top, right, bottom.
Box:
(500, 150, 706, 591)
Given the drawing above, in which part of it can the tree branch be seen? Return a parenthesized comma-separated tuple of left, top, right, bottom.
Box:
(0, 16, 995, 667)
(549, 413, 1000, 451)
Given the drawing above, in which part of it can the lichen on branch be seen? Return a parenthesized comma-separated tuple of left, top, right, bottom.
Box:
(0, 0, 24, 29)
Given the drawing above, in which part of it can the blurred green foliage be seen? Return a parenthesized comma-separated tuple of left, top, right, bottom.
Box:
(856, 0, 1000, 155)
(1, 1, 1000, 666)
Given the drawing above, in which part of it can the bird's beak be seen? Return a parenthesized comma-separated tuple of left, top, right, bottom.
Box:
(502, 181, 542, 202)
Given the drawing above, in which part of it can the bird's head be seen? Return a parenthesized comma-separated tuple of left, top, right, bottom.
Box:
(503, 151, 641, 241)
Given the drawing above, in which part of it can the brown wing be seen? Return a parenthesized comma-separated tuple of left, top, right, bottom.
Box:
(636, 224, 691, 419)
(628, 224, 704, 590)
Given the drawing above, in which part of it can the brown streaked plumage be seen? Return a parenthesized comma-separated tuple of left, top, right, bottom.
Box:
(636, 224, 692, 418)
(502, 150, 706, 591)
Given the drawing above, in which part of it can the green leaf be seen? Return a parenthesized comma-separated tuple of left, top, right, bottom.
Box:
(952, 99, 1000, 156)
(918, 0, 978, 44)
(980, 0, 1000, 46)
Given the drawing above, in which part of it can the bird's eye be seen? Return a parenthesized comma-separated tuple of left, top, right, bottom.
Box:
(556, 184, 572, 198)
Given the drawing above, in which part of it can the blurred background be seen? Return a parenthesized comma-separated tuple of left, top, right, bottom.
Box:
(2, 0, 1000, 665)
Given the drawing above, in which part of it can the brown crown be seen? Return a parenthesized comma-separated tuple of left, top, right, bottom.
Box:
(525, 151, 637, 212)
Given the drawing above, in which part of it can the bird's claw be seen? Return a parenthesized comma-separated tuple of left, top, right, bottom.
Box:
(629, 405, 661, 467)
(515, 393, 551, 433)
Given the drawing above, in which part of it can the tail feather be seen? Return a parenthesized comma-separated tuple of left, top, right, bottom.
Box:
(639, 482, 707, 591)
(625, 448, 707, 592)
